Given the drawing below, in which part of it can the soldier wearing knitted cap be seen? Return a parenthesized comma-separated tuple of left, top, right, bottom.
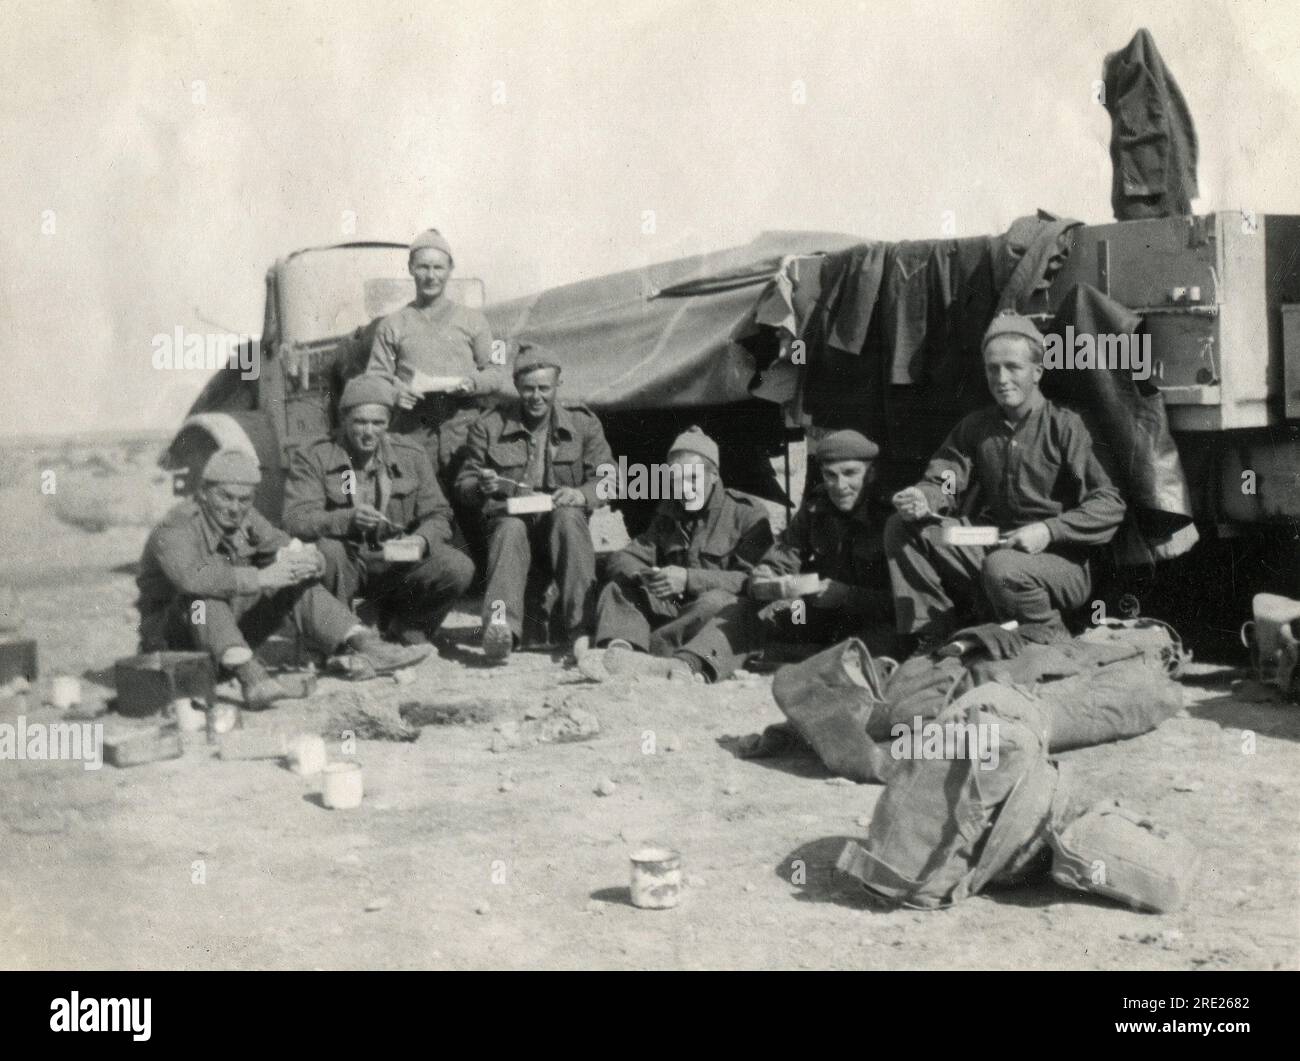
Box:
(137, 450, 432, 710)
(282, 371, 474, 646)
(577, 426, 774, 683)
(886, 309, 1126, 650)
(630, 427, 897, 685)
(366, 226, 503, 483)
(455, 340, 614, 662)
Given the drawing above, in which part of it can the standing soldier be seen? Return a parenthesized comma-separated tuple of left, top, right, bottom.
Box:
(576, 427, 773, 682)
(282, 376, 475, 645)
(136, 449, 430, 709)
(455, 343, 613, 662)
(367, 228, 503, 484)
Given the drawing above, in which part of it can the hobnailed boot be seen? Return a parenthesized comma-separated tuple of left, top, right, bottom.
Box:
(347, 631, 431, 676)
(233, 658, 294, 712)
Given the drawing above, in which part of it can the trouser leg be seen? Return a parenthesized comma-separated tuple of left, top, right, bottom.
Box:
(672, 596, 768, 682)
(883, 514, 989, 636)
(648, 589, 739, 656)
(592, 581, 661, 650)
(980, 548, 1091, 626)
(315, 538, 363, 606)
(546, 507, 597, 639)
(368, 543, 475, 635)
(483, 516, 531, 640)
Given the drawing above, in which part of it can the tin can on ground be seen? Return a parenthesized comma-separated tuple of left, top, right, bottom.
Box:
(287, 734, 327, 776)
(169, 696, 206, 733)
(206, 702, 243, 744)
(321, 761, 363, 809)
(629, 847, 683, 909)
(50, 675, 81, 710)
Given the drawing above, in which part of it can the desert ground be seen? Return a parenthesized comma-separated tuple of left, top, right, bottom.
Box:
(0, 434, 1297, 971)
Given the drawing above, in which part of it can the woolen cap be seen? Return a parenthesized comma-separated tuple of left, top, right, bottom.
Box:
(982, 309, 1045, 354)
(201, 449, 262, 485)
(409, 228, 454, 264)
(667, 426, 720, 469)
(339, 375, 396, 410)
(816, 430, 879, 464)
(512, 341, 563, 378)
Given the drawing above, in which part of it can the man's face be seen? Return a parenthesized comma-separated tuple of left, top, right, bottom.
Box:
(516, 367, 559, 421)
(200, 482, 255, 533)
(820, 460, 868, 513)
(983, 336, 1043, 414)
(344, 404, 390, 457)
(668, 450, 717, 512)
(409, 247, 452, 301)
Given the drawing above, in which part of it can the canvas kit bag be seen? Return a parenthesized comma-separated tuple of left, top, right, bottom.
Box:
(835, 681, 1059, 909)
(1047, 799, 1197, 913)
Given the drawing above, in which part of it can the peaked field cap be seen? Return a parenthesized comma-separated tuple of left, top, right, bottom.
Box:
(339, 375, 396, 410)
(667, 426, 720, 468)
(512, 341, 562, 377)
(409, 228, 454, 262)
(201, 448, 262, 485)
(982, 309, 1045, 353)
(816, 430, 879, 463)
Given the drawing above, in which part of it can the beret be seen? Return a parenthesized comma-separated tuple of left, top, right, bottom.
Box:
(339, 375, 396, 410)
(512, 341, 562, 378)
(667, 426, 720, 469)
(409, 228, 454, 263)
(201, 448, 262, 486)
(816, 429, 879, 464)
(982, 309, 1044, 353)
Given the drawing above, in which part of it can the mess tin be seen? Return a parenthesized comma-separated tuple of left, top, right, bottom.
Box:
(629, 846, 683, 909)
(506, 493, 554, 516)
(936, 524, 1003, 547)
(381, 536, 424, 563)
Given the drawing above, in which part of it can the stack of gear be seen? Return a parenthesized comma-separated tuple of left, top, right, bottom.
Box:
(771, 620, 1196, 910)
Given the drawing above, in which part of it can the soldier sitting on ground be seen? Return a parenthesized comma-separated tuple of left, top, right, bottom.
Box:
(136, 449, 430, 709)
(281, 375, 475, 645)
(574, 426, 773, 682)
(454, 342, 614, 663)
(594, 430, 897, 684)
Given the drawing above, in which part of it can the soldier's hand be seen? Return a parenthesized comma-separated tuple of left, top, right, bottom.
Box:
(394, 380, 419, 410)
(891, 486, 931, 521)
(257, 558, 304, 591)
(1001, 521, 1051, 554)
(811, 578, 850, 608)
(478, 469, 502, 497)
(551, 487, 586, 508)
(645, 565, 688, 599)
(350, 504, 385, 532)
(454, 377, 475, 394)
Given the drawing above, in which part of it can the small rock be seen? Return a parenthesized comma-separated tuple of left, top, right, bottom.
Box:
(1172, 781, 1202, 793)
(364, 896, 390, 912)
(743, 882, 757, 893)
(855, 816, 872, 829)
(523, 704, 553, 720)
(498, 780, 514, 793)
(475, 901, 491, 915)
(1160, 929, 1184, 949)
(825, 776, 855, 787)
(391, 668, 416, 686)
(664, 734, 682, 752)
(722, 783, 740, 796)
(595, 777, 618, 797)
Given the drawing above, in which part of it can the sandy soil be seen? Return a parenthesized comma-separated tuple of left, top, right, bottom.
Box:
(0, 449, 1297, 971)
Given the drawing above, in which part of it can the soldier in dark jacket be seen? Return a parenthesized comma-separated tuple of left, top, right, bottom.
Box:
(577, 427, 774, 681)
(282, 375, 475, 644)
(454, 342, 614, 661)
(136, 449, 430, 708)
(627, 430, 896, 684)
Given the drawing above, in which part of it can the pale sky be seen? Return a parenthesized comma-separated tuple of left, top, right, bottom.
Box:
(1, 0, 1298, 437)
